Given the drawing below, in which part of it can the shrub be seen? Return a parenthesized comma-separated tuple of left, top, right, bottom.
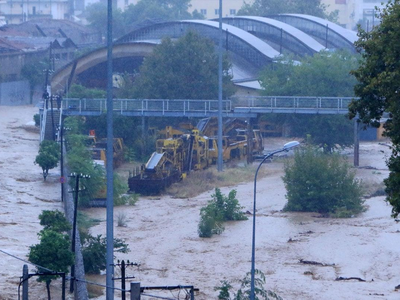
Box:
(214, 270, 283, 300)
(283, 146, 364, 217)
(198, 188, 247, 238)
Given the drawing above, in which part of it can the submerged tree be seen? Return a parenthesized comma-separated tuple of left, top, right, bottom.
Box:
(34, 140, 60, 180)
(349, 1, 400, 217)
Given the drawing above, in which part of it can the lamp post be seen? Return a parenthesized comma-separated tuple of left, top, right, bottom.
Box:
(250, 141, 299, 300)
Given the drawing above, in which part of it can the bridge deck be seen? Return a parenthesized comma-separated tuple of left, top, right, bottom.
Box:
(61, 97, 353, 117)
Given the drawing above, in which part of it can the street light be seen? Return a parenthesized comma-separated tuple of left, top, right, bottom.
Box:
(250, 141, 300, 300)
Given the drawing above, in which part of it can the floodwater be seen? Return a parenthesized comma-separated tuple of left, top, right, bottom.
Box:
(1, 106, 399, 300)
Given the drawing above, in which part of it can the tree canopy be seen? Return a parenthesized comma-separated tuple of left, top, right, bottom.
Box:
(349, 1, 400, 217)
(85, 0, 200, 39)
(259, 51, 359, 152)
(131, 31, 235, 100)
(34, 140, 60, 181)
(238, 0, 338, 21)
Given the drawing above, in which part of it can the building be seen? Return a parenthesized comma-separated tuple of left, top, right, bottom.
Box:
(322, 0, 390, 30)
(0, 0, 69, 24)
(188, 0, 248, 19)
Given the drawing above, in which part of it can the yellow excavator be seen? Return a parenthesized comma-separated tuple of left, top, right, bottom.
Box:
(128, 118, 263, 195)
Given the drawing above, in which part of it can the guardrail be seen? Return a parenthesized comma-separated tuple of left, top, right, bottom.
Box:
(231, 96, 354, 112)
(62, 98, 232, 115)
(62, 96, 355, 115)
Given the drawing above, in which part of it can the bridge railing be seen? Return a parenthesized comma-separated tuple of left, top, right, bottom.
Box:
(62, 98, 232, 114)
(231, 96, 354, 111)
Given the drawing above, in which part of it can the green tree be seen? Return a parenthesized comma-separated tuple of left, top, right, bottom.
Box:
(85, 2, 126, 38)
(214, 270, 282, 300)
(198, 188, 247, 238)
(238, 0, 338, 21)
(132, 31, 236, 100)
(85, 0, 199, 39)
(68, 84, 106, 99)
(82, 235, 129, 274)
(28, 230, 73, 300)
(35, 140, 60, 180)
(258, 51, 359, 152)
(283, 145, 364, 217)
(21, 59, 48, 104)
(349, 1, 400, 217)
(39, 210, 71, 233)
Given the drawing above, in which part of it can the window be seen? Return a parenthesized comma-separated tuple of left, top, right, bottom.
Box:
(200, 9, 207, 15)
(230, 9, 236, 15)
(215, 9, 219, 15)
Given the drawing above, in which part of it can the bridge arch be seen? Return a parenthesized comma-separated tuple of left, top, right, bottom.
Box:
(51, 42, 157, 92)
(268, 14, 358, 53)
(117, 20, 280, 72)
(218, 16, 325, 57)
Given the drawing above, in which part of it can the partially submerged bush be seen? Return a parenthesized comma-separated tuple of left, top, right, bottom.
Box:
(198, 188, 247, 238)
(283, 146, 364, 217)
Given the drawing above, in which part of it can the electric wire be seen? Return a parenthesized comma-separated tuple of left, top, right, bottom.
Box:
(141, 293, 176, 300)
(0, 248, 125, 292)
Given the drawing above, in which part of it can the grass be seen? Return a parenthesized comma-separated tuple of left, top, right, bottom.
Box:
(166, 160, 275, 198)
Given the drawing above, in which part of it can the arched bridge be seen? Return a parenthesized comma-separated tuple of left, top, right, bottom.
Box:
(51, 15, 358, 93)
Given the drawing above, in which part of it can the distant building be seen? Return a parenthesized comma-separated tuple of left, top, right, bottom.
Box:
(188, 0, 247, 19)
(0, 19, 101, 81)
(0, 0, 69, 24)
(322, 0, 389, 30)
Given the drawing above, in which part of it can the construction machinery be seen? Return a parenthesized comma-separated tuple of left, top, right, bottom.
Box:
(128, 118, 263, 195)
(88, 130, 125, 169)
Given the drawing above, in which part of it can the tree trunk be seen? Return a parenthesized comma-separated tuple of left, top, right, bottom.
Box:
(46, 280, 51, 300)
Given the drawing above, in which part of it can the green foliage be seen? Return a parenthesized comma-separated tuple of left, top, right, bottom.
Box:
(198, 188, 247, 238)
(283, 146, 364, 216)
(29, 211, 74, 298)
(214, 270, 283, 300)
(258, 51, 358, 151)
(238, 0, 338, 22)
(260, 51, 358, 97)
(131, 31, 236, 100)
(349, 2, 400, 217)
(82, 235, 129, 274)
(39, 210, 71, 233)
(21, 59, 48, 103)
(68, 84, 106, 99)
(85, 0, 198, 39)
(66, 134, 105, 207)
(35, 140, 60, 181)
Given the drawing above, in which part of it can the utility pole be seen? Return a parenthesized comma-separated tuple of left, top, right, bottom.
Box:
(112, 260, 139, 300)
(68, 172, 90, 293)
(57, 120, 70, 202)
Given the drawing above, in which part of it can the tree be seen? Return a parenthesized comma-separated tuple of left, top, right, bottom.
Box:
(29, 211, 74, 300)
(132, 31, 236, 100)
(82, 235, 129, 274)
(35, 140, 60, 180)
(214, 270, 283, 300)
(238, 0, 338, 22)
(39, 210, 71, 233)
(283, 145, 364, 217)
(85, 0, 199, 39)
(198, 188, 247, 238)
(349, 1, 400, 217)
(258, 51, 359, 152)
(21, 59, 48, 104)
